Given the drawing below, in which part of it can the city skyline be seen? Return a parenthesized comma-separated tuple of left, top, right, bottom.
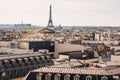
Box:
(0, 0, 120, 26)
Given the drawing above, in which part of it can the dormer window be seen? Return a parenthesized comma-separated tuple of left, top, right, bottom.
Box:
(54, 74, 61, 80)
(36, 73, 42, 80)
(30, 57, 34, 61)
(74, 75, 80, 80)
(46, 56, 50, 60)
(64, 74, 70, 80)
(11, 59, 15, 64)
(0, 61, 2, 66)
(24, 58, 28, 63)
(86, 75, 92, 80)
(101, 76, 108, 80)
(113, 76, 119, 80)
(41, 56, 45, 61)
(45, 73, 52, 80)
(17, 59, 22, 64)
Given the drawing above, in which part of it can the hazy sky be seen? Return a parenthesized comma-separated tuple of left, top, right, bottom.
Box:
(0, 0, 120, 26)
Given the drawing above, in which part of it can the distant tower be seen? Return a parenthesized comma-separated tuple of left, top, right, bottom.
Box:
(47, 5, 54, 28)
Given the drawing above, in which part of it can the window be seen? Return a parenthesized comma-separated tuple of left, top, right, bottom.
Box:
(11, 59, 15, 65)
(35, 57, 41, 64)
(24, 58, 29, 63)
(0, 61, 2, 66)
(4, 60, 9, 65)
(18, 59, 22, 64)
(36, 73, 42, 80)
(64, 74, 70, 80)
(74, 75, 80, 80)
(30, 57, 34, 61)
(2, 72, 6, 78)
(113, 76, 119, 80)
(86, 75, 92, 80)
(41, 56, 45, 61)
(101, 76, 108, 80)
(45, 73, 52, 80)
(54, 74, 61, 80)
(46, 56, 50, 60)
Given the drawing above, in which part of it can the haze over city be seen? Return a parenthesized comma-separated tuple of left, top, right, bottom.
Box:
(0, 0, 120, 26)
(1, 1, 120, 80)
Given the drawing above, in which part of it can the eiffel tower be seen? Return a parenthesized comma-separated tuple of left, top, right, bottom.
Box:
(47, 5, 54, 28)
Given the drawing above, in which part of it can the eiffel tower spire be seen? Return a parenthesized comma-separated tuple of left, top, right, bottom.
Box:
(47, 5, 54, 28)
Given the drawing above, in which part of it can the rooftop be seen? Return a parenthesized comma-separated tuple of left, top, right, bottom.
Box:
(32, 67, 120, 75)
(0, 47, 44, 60)
(0, 47, 33, 54)
(0, 52, 43, 60)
